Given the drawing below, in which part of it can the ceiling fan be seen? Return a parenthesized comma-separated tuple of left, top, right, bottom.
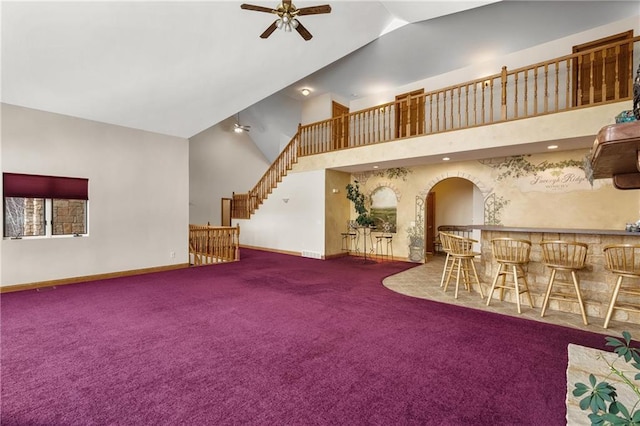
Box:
(234, 114, 251, 133)
(240, 0, 331, 41)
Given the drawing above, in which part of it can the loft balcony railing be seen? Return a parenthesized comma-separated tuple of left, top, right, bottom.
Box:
(233, 35, 639, 219)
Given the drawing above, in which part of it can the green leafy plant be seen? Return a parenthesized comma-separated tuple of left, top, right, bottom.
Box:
(346, 180, 375, 227)
(573, 331, 640, 425)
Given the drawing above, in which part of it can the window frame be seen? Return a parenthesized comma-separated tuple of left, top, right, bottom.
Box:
(3, 173, 89, 239)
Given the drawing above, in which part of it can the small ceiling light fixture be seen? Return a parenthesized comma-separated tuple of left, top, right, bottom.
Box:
(442, 157, 451, 161)
(547, 144, 559, 150)
(373, 165, 379, 169)
(301, 88, 310, 96)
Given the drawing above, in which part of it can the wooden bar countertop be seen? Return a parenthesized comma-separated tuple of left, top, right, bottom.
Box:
(470, 225, 640, 236)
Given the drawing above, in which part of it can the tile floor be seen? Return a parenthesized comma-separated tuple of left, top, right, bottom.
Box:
(383, 254, 640, 337)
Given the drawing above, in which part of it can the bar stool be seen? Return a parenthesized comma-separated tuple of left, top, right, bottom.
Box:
(438, 232, 454, 288)
(486, 238, 534, 313)
(539, 240, 589, 325)
(603, 244, 640, 329)
(375, 222, 394, 261)
(340, 220, 358, 254)
(443, 234, 484, 299)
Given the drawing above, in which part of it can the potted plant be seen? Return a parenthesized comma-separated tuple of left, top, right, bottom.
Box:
(573, 331, 640, 425)
(346, 180, 375, 227)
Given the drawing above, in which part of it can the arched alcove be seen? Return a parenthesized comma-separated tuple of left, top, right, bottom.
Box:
(416, 172, 492, 255)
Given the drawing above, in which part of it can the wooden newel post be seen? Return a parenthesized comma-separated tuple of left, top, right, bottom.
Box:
(501, 66, 508, 121)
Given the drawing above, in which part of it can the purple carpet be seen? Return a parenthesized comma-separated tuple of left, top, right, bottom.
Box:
(1, 249, 607, 425)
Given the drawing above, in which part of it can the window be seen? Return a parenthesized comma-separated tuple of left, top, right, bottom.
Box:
(4, 197, 45, 237)
(3, 173, 89, 238)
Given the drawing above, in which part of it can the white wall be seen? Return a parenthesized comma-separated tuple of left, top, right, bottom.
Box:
(243, 93, 302, 162)
(189, 117, 270, 226)
(1, 104, 189, 287)
(433, 178, 474, 230)
(234, 169, 325, 256)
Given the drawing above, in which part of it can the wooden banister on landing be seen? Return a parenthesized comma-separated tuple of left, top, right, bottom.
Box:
(189, 224, 240, 265)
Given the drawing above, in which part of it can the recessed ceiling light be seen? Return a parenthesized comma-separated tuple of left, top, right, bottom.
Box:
(442, 157, 450, 161)
(547, 145, 559, 150)
(301, 88, 310, 96)
(373, 165, 379, 169)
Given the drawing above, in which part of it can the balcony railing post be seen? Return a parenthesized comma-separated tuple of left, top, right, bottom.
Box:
(501, 65, 508, 121)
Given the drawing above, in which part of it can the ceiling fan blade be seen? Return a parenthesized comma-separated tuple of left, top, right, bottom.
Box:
(297, 5, 331, 16)
(260, 21, 279, 39)
(240, 4, 276, 13)
(295, 21, 313, 41)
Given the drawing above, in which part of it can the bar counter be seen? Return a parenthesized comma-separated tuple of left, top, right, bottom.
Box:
(469, 225, 640, 326)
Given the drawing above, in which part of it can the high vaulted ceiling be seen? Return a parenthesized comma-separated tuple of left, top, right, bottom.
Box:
(2, 1, 637, 140)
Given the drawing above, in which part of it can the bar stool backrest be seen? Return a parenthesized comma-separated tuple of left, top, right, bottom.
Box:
(491, 238, 531, 264)
(439, 232, 453, 253)
(448, 234, 477, 255)
(540, 240, 588, 269)
(604, 244, 640, 276)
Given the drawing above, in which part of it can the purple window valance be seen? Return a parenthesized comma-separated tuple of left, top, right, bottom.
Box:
(3, 173, 89, 200)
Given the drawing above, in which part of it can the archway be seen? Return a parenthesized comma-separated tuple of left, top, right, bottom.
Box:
(418, 173, 490, 255)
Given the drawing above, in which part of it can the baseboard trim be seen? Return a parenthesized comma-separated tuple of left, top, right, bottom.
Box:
(240, 244, 325, 259)
(1, 263, 191, 293)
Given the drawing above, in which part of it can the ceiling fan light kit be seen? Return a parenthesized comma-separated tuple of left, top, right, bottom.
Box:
(241, 0, 331, 41)
(234, 113, 251, 133)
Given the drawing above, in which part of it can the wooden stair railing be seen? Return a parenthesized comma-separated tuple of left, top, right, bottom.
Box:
(189, 224, 240, 265)
(232, 130, 300, 219)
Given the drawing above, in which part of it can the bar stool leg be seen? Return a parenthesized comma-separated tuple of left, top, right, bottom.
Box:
(540, 268, 557, 318)
(468, 259, 484, 298)
(439, 252, 451, 288)
(444, 257, 458, 292)
(454, 259, 463, 299)
(499, 267, 507, 301)
(513, 265, 523, 314)
(486, 264, 505, 306)
(604, 275, 624, 329)
(521, 267, 534, 309)
(461, 259, 472, 293)
(571, 270, 589, 326)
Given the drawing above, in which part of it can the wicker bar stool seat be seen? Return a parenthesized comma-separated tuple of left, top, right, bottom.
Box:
(539, 240, 589, 325)
(486, 238, 534, 313)
(603, 244, 640, 329)
(443, 234, 484, 299)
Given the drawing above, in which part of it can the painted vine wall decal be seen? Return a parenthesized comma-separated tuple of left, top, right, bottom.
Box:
(481, 155, 584, 181)
(484, 193, 510, 225)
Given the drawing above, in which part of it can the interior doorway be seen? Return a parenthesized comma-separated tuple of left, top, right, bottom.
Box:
(395, 89, 425, 138)
(221, 198, 231, 227)
(332, 101, 349, 150)
(425, 177, 484, 254)
(572, 30, 633, 106)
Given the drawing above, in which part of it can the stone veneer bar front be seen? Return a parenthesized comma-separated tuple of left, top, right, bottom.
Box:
(472, 226, 640, 325)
